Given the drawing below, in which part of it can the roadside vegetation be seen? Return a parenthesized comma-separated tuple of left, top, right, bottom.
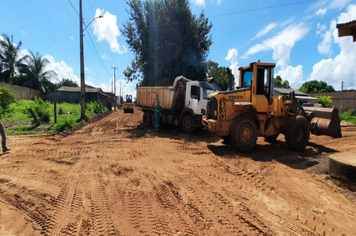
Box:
(1, 88, 108, 135)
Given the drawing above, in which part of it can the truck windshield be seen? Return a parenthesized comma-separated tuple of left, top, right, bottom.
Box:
(203, 88, 215, 99)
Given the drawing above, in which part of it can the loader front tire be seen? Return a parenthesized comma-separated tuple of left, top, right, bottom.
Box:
(285, 115, 310, 151)
(231, 116, 257, 152)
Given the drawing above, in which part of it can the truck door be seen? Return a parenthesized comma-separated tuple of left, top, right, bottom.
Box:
(186, 83, 202, 115)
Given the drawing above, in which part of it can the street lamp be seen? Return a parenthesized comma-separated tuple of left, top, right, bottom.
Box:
(79, 0, 103, 120)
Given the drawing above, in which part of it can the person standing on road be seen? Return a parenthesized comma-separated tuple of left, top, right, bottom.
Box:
(0, 92, 10, 153)
(155, 99, 161, 131)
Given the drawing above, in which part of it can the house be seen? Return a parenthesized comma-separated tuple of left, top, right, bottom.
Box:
(273, 87, 318, 105)
(47, 85, 115, 110)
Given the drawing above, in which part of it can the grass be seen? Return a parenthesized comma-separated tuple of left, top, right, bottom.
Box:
(2, 99, 108, 136)
(340, 109, 356, 125)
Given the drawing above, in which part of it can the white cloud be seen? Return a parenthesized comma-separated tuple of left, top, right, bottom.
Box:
(276, 65, 304, 89)
(243, 23, 309, 68)
(225, 48, 239, 84)
(329, 0, 351, 10)
(309, 4, 356, 90)
(70, 36, 75, 40)
(92, 9, 127, 54)
(190, 0, 221, 6)
(316, 8, 327, 16)
(317, 30, 332, 55)
(252, 23, 277, 40)
(316, 23, 327, 35)
(44, 55, 80, 85)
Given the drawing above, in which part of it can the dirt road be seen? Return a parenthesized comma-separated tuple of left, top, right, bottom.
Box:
(0, 109, 355, 235)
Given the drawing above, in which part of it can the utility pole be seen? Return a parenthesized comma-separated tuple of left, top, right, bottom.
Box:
(79, 0, 102, 120)
(340, 81, 344, 113)
(112, 67, 118, 110)
(79, 0, 86, 120)
(118, 81, 122, 106)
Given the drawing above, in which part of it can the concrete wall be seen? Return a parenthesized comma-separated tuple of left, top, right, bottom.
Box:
(312, 90, 356, 113)
(0, 82, 40, 100)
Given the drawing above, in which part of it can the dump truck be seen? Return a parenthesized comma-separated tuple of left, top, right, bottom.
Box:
(136, 76, 217, 133)
(123, 94, 134, 113)
(203, 62, 342, 152)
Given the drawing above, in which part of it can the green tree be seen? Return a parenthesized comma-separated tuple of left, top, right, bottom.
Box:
(56, 78, 79, 88)
(122, 0, 212, 86)
(0, 34, 22, 82)
(316, 95, 333, 107)
(299, 80, 335, 93)
(16, 51, 57, 93)
(204, 60, 231, 91)
(274, 75, 290, 88)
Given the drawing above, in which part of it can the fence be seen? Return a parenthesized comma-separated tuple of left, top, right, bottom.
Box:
(0, 82, 40, 100)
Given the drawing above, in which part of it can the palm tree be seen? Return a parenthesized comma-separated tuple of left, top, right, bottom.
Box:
(16, 51, 57, 93)
(0, 34, 22, 82)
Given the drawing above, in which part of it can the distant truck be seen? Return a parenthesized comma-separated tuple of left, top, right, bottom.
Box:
(136, 76, 217, 133)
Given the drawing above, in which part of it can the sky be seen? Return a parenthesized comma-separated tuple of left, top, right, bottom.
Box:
(1, 0, 356, 99)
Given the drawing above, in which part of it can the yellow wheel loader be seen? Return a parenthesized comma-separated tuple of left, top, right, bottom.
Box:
(203, 62, 342, 152)
(123, 94, 134, 113)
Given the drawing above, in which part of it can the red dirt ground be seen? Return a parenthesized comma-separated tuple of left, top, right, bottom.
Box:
(0, 109, 355, 235)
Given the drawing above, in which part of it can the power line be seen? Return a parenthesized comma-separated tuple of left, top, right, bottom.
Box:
(209, 0, 318, 19)
(60, 0, 78, 27)
(67, 0, 79, 17)
(259, 1, 354, 62)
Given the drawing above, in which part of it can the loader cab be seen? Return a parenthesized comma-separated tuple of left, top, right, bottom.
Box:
(239, 62, 275, 112)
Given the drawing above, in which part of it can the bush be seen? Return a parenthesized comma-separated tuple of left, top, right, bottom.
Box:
(27, 97, 51, 123)
(53, 116, 77, 132)
(0, 87, 16, 110)
(86, 102, 108, 114)
(341, 109, 356, 124)
(58, 106, 64, 115)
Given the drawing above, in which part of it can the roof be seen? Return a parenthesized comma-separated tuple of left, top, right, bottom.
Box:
(57, 86, 103, 93)
(336, 20, 356, 42)
(273, 87, 308, 96)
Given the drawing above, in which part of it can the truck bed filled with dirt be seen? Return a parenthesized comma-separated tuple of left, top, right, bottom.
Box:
(0, 109, 355, 235)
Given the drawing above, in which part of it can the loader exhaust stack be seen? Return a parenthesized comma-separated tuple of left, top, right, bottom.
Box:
(303, 106, 342, 138)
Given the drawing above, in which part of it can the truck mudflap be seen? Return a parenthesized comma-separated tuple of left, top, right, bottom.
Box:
(303, 106, 342, 138)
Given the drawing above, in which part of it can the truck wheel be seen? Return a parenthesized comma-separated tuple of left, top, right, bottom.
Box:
(151, 113, 156, 127)
(142, 111, 151, 127)
(264, 134, 279, 143)
(231, 116, 257, 152)
(182, 115, 194, 134)
(285, 115, 310, 151)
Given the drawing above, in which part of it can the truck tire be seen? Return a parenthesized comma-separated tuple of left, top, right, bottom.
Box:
(151, 113, 156, 127)
(264, 134, 279, 143)
(142, 111, 151, 127)
(231, 116, 258, 152)
(182, 115, 194, 134)
(285, 115, 310, 151)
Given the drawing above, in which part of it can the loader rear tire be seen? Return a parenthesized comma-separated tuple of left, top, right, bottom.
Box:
(143, 111, 151, 127)
(231, 116, 257, 152)
(285, 115, 310, 151)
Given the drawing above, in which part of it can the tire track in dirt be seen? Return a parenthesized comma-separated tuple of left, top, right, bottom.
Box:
(0, 178, 50, 232)
(42, 177, 82, 236)
(90, 182, 117, 235)
(181, 161, 316, 235)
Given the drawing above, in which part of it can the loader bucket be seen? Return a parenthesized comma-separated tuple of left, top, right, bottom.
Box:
(303, 106, 342, 138)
